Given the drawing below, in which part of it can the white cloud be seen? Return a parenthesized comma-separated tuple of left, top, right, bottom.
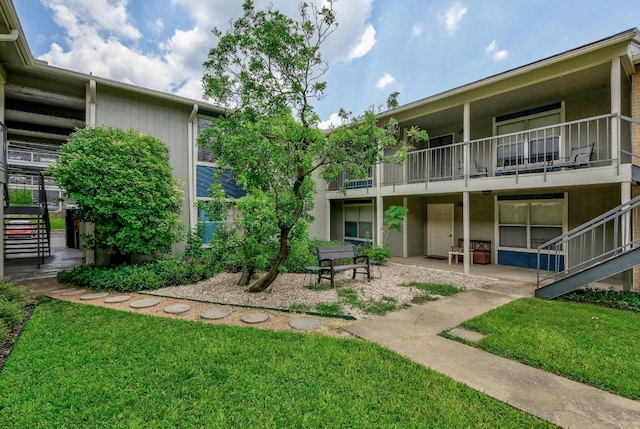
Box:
(318, 112, 346, 130)
(43, 0, 141, 40)
(376, 73, 395, 89)
(34, 0, 378, 105)
(486, 40, 509, 61)
(411, 24, 423, 37)
(348, 24, 376, 60)
(442, 2, 467, 35)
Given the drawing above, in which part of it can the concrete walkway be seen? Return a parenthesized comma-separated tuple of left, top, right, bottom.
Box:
(345, 283, 640, 429)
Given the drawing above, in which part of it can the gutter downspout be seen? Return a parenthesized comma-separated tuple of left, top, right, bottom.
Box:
(0, 29, 19, 41)
(188, 104, 198, 230)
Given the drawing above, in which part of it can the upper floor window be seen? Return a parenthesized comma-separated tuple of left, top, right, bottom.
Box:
(197, 117, 215, 163)
(495, 103, 563, 168)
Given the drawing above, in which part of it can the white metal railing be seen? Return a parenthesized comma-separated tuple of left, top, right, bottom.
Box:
(536, 193, 640, 286)
(327, 166, 375, 191)
(380, 113, 630, 187)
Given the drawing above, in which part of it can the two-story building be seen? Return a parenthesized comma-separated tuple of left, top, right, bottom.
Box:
(317, 28, 640, 280)
(1, 0, 639, 287)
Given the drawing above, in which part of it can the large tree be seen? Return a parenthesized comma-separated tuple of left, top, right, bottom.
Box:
(50, 126, 184, 263)
(199, 0, 425, 292)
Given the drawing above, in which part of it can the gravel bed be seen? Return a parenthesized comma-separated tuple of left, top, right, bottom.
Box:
(150, 262, 499, 319)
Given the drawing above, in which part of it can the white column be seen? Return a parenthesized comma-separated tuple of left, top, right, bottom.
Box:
(463, 102, 471, 179)
(621, 182, 632, 291)
(403, 197, 409, 257)
(463, 104, 471, 274)
(463, 191, 470, 274)
(611, 58, 621, 169)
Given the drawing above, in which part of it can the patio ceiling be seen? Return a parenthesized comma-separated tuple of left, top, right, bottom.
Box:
(398, 62, 611, 133)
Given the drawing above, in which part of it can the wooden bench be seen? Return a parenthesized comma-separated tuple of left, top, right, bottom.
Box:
(315, 245, 370, 288)
(451, 239, 491, 264)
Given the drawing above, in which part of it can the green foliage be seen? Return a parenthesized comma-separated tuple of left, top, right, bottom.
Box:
(8, 188, 33, 205)
(559, 288, 640, 312)
(0, 280, 29, 342)
(49, 126, 184, 263)
(56, 237, 222, 292)
(364, 205, 409, 265)
(406, 282, 463, 297)
(337, 287, 398, 315)
(48, 213, 65, 230)
(199, 1, 426, 291)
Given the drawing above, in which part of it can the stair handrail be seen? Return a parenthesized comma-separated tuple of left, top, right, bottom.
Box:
(537, 193, 640, 286)
(1, 121, 8, 208)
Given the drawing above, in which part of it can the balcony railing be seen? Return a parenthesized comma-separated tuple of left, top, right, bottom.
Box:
(380, 114, 632, 187)
(327, 167, 376, 191)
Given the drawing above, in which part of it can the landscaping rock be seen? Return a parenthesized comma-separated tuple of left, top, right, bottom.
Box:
(201, 308, 232, 320)
(80, 292, 110, 301)
(289, 317, 320, 331)
(241, 312, 269, 324)
(130, 298, 161, 309)
(104, 295, 131, 303)
(164, 304, 191, 314)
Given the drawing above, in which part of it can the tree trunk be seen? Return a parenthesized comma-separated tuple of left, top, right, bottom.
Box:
(246, 226, 291, 292)
(247, 169, 306, 293)
(238, 267, 254, 286)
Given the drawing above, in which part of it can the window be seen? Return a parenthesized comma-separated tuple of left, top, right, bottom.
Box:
(495, 105, 562, 168)
(344, 204, 373, 241)
(197, 117, 215, 163)
(498, 199, 564, 250)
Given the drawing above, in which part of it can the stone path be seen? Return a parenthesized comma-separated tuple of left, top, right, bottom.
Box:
(45, 288, 348, 335)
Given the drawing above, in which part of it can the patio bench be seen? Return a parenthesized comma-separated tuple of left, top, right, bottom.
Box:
(314, 245, 370, 288)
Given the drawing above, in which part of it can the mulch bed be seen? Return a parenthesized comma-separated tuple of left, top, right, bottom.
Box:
(0, 304, 35, 372)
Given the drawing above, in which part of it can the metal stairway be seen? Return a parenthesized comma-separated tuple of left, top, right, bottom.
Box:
(3, 172, 51, 266)
(535, 194, 640, 299)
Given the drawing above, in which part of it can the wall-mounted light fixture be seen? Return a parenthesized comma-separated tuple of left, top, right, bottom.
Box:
(456, 201, 463, 207)
(482, 190, 492, 195)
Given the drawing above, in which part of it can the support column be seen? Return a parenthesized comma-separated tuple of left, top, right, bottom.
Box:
(402, 197, 409, 258)
(463, 103, 471, 181)
(611, 58, 621, 169)
(462, 104, 472, 274)
(621, 182, 632, 291)
(463, 191, 470, 275)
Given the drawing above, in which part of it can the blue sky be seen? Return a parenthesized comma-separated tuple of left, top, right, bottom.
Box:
(15, 0, 639, 128)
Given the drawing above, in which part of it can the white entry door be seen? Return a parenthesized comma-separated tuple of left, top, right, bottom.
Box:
(427, 203, 454, 257)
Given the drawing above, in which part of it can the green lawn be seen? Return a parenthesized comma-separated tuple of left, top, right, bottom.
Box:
(0, 300, 554, 428)
(456, 298, 640, 400)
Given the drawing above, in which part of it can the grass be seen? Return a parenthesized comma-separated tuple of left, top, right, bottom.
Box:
(49, 213, 65, 230)
(454, 298, 640, 400)
(404, 282, 463, 304)
(0, 300, 554, 428)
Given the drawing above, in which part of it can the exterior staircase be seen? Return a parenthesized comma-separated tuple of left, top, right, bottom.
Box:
(535, 194, 640, 299)
(3, 172, 51, 266)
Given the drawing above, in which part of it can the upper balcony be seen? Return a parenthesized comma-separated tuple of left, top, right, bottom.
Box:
(327, 114, 640, 197)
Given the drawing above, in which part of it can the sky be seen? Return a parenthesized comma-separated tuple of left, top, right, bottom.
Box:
(14, 0, 640, 128)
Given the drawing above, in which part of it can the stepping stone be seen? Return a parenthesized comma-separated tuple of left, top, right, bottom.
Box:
(201, 308, 232, 320)
(449, 327, 486, 343)
(241, 312, 269, 324)
(49, 287, 79, 294)
(130, 298, 161, 309)
(80, 292, 110, 301)
(289, 317, 321, 331)
(104, 295, 131, 303)
(61, 289, 87, 296)
(164, 304, 191, 314)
